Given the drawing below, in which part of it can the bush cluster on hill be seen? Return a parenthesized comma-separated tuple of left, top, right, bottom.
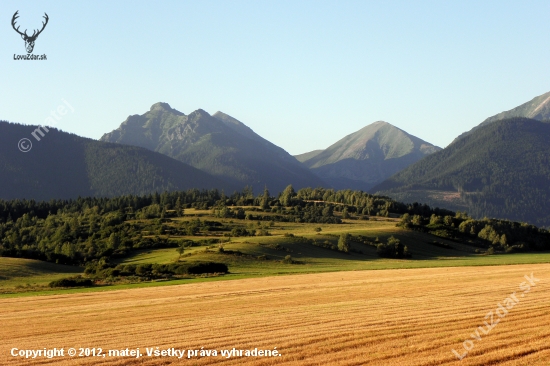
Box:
(48, 276, 94, 288)
(398, 212, 550, 253)
(84, 261, 229, 280)
(0, 186, 453, 266)
(376, 236, 411, 258)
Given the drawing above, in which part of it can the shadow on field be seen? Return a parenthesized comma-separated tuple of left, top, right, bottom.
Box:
(286, 232, 480, 262)
(0, 258, 82, 279)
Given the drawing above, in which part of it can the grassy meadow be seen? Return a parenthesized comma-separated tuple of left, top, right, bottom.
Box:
(0, 257, 82, 294)
(1, 208, 550, 296)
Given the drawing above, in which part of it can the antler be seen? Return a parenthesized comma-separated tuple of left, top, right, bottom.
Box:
(29, 13, 49, 39)
(11, 11, 49, 40)
(11, 11, 27, 37)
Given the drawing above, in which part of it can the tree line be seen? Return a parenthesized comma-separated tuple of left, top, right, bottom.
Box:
(399, 211, 550, 253)
(0, 184, 464, 269)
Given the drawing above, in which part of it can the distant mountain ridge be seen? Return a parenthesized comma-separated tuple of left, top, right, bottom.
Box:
(0, 121, 233, 201)
(454, 90, 550, 142)
(296, 121, 441, 191)
(373, 117, 550, 227)
(101, 103, 325, 193)
(295, 150, 323, 163)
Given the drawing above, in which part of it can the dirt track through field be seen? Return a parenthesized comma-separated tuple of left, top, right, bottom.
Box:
(1, 264, 550, 365)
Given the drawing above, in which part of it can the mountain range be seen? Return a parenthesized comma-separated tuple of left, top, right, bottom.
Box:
(100, 103, 325, 194)
(2, 90, 550, 227)
(295, 121, 441, 191)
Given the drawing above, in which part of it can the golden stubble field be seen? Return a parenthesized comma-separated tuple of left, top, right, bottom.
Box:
(1, 264, 550, 366)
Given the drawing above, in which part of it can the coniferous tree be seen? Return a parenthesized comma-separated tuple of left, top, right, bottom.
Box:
(175, 197, 183, 217)
(260, 186, 270, 210)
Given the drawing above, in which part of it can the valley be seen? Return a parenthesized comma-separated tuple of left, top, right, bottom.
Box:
(2, 196, 549, 297)
(3, 4, 550, 365)
(2, 91, 550, 366)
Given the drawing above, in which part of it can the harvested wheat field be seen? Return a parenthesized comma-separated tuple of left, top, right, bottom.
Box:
(1, 264, 550, 366)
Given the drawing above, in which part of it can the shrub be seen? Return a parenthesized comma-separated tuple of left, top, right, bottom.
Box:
(376, 236, 411, 258)
(255, 229, 270, 236)
(173, 265, 189, 275)
(231, 227, 251, 237)
(187, 262, 229, 274)
(135, 264, 152, 276)
(49, 276, 94, 288)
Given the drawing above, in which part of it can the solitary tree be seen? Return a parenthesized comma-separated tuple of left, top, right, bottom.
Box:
(175, 197, 184, 217)
(280, 185, 295, 207)
(342, 208, 349, 219)
(176, 245, 185, 258)
(260, 186, 270, 210)
(338, 233, 351, 253)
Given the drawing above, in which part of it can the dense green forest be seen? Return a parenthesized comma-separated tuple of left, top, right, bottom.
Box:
(454, 90, 550, 142)
(0, 121, 234, 201)
(373, 118, 550, 227)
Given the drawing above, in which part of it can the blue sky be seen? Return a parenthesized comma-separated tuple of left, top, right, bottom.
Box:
(2, 0, 550, 155)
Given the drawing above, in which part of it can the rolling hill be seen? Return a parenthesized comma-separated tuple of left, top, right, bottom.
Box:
(297, 121, 441, 191)
(101, 103, 325, 193)
(0, 121, 233, 201)
(373, 117, 550, 227)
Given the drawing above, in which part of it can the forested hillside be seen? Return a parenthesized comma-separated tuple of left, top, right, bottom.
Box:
(455, 90, 550, 141)
(0, 121, 234, 201)
(373, 118, 550, 227)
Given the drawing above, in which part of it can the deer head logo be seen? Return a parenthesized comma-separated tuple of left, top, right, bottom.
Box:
(12, 11, 49, 54)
